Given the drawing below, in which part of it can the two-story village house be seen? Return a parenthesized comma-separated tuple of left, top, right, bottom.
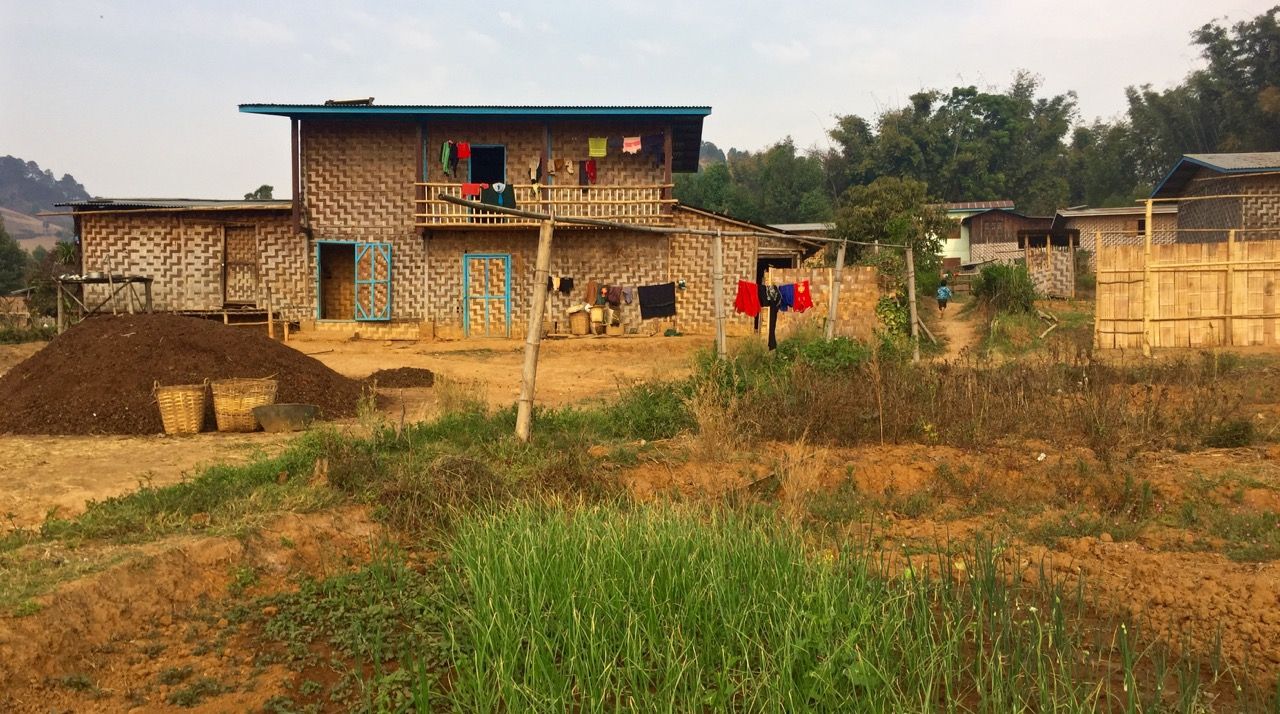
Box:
(63, 103, 816, 339)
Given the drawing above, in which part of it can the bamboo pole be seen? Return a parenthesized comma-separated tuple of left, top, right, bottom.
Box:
(906, 246, 920, 363)
(265, 284, 275, 340)
(1093, 230, 1102, 347)
(1142, 198, 1154, 357)
(1225, 229, 1236, 346)
(56, 282, 65, 334)
(825, 241, 847, 340)
(515, 219, 555, 442)
(712, 228, 726, 359)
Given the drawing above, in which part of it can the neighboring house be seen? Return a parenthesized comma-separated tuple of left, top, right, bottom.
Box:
(64, 103, 814, 339)
(1151, 152, 1280, 242)
(937, 200, 1015, 267)
(963, 208, 1055, 264)
(1052, 205, 1178, 270)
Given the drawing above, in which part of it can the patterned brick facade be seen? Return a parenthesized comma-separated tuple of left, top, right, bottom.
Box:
(1177, 168, 1280, 243)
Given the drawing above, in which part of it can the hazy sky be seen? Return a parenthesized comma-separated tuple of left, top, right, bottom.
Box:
(1, 1, 1271, 199)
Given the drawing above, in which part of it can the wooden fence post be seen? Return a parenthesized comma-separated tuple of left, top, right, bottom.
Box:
(1093, 230, 1102, 347)
(516, 219, 555, 442)
(712, 228, 726, 359)
(825, 240, 847, 340)
(906, 245, 920, 363)
(1226, 229, 1236, 346)
(1142, 199, 1154, 357)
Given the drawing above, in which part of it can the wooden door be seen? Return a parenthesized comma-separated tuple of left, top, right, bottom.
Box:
(223, 226, 259, 305)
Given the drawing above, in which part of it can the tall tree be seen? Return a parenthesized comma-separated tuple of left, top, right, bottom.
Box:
(833, 176, 951, 282)
(0, 221, 29, 293)
(244, 184, 274, 200)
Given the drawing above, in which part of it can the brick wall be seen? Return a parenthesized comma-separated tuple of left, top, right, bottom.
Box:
(765, 266, 883, 340)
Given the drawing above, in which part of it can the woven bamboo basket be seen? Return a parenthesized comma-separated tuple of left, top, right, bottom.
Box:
(154, 382, 207, 435)
(211, 378, 279, 432)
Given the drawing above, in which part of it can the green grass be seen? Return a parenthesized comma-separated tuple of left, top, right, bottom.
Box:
(239, 501, 1263, 712)
(0, 324, 55, 344)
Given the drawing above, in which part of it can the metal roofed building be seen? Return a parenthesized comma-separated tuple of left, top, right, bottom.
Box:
(1150, 152, 1280, 243)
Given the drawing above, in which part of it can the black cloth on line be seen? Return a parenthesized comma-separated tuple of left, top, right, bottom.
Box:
(558, 277, 574, 295)
(759, 284, 782, 351)
(637, 282, 677, 320)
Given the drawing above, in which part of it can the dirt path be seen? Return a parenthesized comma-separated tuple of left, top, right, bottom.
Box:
(932, 304, 980, 359)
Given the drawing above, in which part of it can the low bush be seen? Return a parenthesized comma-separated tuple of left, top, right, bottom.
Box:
(972, 263, 1038, 314)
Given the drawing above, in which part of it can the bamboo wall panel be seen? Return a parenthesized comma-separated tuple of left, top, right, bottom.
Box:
(1063, 213, 1177, 269)
(302, 119, 428, 319)
(1025, 245, 1075, 298)
(80, 211, 311, 319)
(1096, 238, 1280, 349)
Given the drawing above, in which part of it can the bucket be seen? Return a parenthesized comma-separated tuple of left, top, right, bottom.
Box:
(590, 306, 605, 324)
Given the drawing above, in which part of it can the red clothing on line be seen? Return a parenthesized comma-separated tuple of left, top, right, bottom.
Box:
(793, 280, 814, 312)
(734, 280, 761, 317)
(456, 142, 472, 159)
(584, 159, 598, 184)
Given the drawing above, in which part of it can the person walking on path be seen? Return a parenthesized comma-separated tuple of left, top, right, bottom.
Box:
(936, 280, 952, 317)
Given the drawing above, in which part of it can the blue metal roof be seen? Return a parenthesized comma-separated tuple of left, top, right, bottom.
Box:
(1151, 152, 1280, 198)
(238, 104, 711, 118)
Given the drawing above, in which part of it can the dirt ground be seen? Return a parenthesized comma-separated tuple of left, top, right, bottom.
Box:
(0, 333, 706, 532)
(624, 440, 1280, 687)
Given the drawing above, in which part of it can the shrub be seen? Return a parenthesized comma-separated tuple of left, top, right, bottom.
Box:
(971, 263, 1037, 314)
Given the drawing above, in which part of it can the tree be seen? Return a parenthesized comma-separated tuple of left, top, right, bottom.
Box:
(674, 139, 832, 223)
(244, 184, 274, 200)
(0, 221, 28, 293)
(832, 176, 951, 285)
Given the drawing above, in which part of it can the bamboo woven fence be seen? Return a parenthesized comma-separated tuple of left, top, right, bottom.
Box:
(1096, 227, 1280, 350)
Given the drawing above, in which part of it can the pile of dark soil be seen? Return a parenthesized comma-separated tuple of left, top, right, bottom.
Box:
(0, 314, 365, 435)
(366, 367, 435, 388)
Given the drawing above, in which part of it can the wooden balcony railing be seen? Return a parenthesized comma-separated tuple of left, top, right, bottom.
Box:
(413, 183, 675, 228)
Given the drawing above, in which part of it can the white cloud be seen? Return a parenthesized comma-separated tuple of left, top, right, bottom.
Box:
(628, 38, 667, 56)
(231, 14, 295, 44)
(328, 37, 356, 56)
(751, 40, 811, 64)
(465, 30, 499, 51)
(498, 11, 525, 31)
(391, 22, 434, 51)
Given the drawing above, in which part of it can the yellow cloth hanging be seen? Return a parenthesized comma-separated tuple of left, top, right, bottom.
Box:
(588, 137, 607, 158)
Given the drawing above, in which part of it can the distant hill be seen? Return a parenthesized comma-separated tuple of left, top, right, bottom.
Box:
(0, 155, 90, 251)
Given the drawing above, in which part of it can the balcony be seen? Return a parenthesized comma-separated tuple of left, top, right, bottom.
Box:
(413, 182, 675, 228)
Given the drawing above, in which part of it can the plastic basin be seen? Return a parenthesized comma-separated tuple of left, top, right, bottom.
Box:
(251, 403, 320, 432)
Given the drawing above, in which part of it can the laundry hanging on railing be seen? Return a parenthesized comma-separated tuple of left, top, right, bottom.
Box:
(440, 141, 455, 177)
(456, 142, 472, 159)
(588, 137, 607, 158)
(480, 182, 517, 208)
(460, 182, 489, 198)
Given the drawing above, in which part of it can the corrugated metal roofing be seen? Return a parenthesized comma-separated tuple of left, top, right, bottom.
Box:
(769, 222, 834, 232)
(239, 104, 712, 117)
(57, 198, 292, 211)
(1057, 205, 1177, 218)
(941, 200, 1015, 211)
(1151, 152, 1280, 198)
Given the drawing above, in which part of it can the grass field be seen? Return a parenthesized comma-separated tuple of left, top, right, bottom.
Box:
(2, 331, 1279, 712)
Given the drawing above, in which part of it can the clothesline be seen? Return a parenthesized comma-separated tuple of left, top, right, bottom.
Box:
(434, 194, 906, 250)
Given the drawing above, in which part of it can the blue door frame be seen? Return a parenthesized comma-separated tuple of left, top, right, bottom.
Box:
(314, 240, 393, 321)
(462, 253, 511, 337)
